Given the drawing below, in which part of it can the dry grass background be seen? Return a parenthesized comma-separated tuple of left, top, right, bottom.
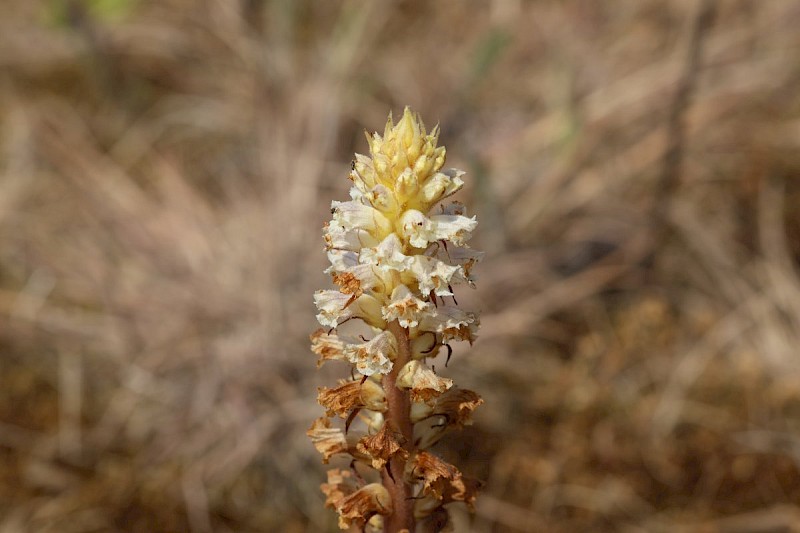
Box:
(1, 0, 800, 531)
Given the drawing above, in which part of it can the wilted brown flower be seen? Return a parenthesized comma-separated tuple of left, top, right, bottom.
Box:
(310, 329, 346, 367)
(317, 381, 365, 419)
(357, 422, 409, 470)
(307, 417, 349, 464)
(337, 483, 393, 529)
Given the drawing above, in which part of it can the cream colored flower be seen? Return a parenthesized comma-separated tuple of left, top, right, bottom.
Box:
(314, 290, 353, 328)
(331, 199, 393, 237)
(359, 233, 412, 273)
(324, 221, 377, 252)
(324, 249, 358, 274)
(343, 330, 398, 377)
(407, 255, 464, 297)
(400, 209, 437, 248)
(382, 285, 432, 328)
(396, 360, 454, 402)
(418, 305, 478, 343)
(314, 290, 384, 329)
(429, 213, 478, 246)
(399, 209, 477, 248)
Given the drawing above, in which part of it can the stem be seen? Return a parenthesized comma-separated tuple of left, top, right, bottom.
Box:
(382, 320, 415, 532)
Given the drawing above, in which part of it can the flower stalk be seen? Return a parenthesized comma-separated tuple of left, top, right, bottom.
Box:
(309, 107, 483, 532)
(381, 320, 414, 531)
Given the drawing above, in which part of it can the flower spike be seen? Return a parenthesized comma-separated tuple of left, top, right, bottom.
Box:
(311, 107, 482, 531)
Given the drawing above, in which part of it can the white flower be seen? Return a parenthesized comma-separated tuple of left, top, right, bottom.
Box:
(400, 209, 438, 248)
(325, 249, 358, 274)
(359, 233, 412, 273)
(333, 264, 383, 292)
(323, 222, 377, 252)
(331, 200, 392, 236)
(343, 331, 398, 377)
(400, 209, 478, 248)
(429, 214, 477, 246)
(382, 285, 432, 328)
(314, 290, 384, 329)
(418, 305, 478, 342)
(314, 290, 352, 328)
(408, 255, 464, 297)
(396, 360, 453, 402)
(348, 185, 364, 202)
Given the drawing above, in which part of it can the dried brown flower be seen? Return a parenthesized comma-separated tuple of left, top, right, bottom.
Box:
(357, 422, 409, 470)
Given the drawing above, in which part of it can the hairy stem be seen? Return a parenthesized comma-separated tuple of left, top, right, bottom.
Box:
(382, 320, 415, 532)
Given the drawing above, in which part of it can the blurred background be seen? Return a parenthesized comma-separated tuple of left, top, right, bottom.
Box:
(2, 0, 800, 531)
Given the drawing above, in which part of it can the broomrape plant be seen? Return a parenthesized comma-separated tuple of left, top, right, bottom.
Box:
(308, 108, 483, 532)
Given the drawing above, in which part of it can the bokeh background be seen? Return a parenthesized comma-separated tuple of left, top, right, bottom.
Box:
(2, 0, 800, 531)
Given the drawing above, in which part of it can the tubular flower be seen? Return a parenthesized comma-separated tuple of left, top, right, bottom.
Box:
(311, 107, 483, 531)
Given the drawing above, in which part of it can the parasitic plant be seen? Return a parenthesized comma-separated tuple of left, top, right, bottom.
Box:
(309, 107, 483, 532)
